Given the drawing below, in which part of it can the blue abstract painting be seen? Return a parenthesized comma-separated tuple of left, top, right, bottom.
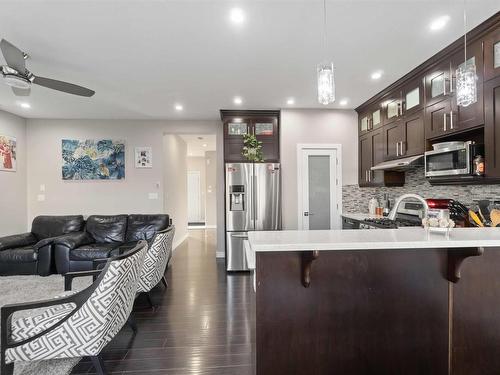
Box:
(62, 139, 125, 180)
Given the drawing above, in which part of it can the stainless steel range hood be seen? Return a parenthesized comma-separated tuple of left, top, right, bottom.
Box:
(371, 155, 423, 171)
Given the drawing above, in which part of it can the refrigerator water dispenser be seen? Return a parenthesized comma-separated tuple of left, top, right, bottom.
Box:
(229, 185, 245, 211)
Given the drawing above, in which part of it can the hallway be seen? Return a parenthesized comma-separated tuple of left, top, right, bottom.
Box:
(72, 229, 255, 374)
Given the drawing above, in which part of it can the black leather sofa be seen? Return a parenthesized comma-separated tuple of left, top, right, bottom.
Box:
(54, 214, 169, 274)
(0, 216, 85, 276)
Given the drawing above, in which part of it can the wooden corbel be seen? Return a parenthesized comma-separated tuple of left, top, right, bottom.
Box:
(447, 247, 484, 283)
(301, 250, 319, 288)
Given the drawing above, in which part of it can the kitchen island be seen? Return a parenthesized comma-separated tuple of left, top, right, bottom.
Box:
(248, 227, 500, 375)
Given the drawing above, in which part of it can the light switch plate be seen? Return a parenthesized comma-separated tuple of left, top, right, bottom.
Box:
(148, 192, 159, 200)
(40, 184, 46, 192)
(37, 194, 45, 202)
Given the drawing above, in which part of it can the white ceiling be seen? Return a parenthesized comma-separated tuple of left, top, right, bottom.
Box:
(0, 0, 498, 120)
(180, 134, 217, 157)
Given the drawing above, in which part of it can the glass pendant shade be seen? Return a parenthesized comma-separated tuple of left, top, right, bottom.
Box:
(456, 60, 477, 107)
(317, 62, 335, 105)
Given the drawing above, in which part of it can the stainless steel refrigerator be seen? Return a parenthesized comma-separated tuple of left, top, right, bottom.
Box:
(225, 162, 281, 271)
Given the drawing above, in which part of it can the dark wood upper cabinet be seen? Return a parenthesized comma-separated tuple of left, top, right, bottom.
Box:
(484, 76, 500, 177)
(359, 134, 372, 186)
(484, 27, 500, 82)
(382, 111, 424, 160)
(221, 110, 280, 163)
(402, 78, 424, 116)
(425, 99, 453, 139)
(359, 105, 383, 134)
(424, 59, 453, 107)
(383, 121, 404, 160)
(383, 90, 403, 125)
(402, 111, 425, 157)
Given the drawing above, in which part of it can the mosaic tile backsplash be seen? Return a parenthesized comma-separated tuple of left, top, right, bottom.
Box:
(342, 167, 500, 213)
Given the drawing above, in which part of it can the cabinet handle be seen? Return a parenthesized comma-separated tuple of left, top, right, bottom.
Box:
(365, 170, 368, 182)
(449, 110, 454, 130)
(401, 141, 405, 156)
(443, 113, 447, 131)
(449, 65, 454, 93)
(396, 142, 399, 157)
(368, 170, 371, 182)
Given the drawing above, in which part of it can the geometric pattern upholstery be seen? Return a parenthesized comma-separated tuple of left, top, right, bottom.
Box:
(137, 226, 175, 293)
(10, 304, 76, 343)
(5, 242, 147, 364)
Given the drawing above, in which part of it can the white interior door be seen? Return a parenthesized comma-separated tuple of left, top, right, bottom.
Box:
(299, 147, 341, 230)
(187, 171, 202, 223)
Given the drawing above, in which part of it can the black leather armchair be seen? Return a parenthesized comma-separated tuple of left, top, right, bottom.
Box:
(54, 214, 169, 274)
(0, 215, 85, 276)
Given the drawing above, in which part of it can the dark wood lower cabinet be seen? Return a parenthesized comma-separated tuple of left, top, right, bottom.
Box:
(256, 248, 500, 375)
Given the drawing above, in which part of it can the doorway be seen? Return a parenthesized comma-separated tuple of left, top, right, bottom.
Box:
(297, 144, 342, 230)
(187, 171, 203, 225)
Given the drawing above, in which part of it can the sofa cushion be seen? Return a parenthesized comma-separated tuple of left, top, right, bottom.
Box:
(0, 247, 37, 263)
(31, 215, 85, 241)
(125, 214, 169, 243)
(69, 243, 120, 261)
(86, 215, 128, 244)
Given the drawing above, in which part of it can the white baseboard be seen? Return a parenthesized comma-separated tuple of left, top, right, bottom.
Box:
(173, 233, 188, 251)
(215, 251, 225, 258)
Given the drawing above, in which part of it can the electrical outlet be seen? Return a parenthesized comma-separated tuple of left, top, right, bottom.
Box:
(148, 193, 159, 200)
(37, 194, 45, 202)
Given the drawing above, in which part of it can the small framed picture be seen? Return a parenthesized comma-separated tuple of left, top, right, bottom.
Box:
(135, 147, 152, 168)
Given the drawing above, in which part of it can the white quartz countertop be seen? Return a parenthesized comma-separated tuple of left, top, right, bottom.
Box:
(247, 227, 500, 252)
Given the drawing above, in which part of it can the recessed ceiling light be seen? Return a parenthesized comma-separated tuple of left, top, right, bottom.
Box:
(430, 15, 450, 31)
(175, 104, 183, 111)
(371, 71, 383, 80)
(17, 102, 31, 109)
(203, 143, 207, 147)
(339, 99, 348, 106)
(230, 8, 245, 24)
(233, 96, 243, 105)
(286, 98, 295, 105)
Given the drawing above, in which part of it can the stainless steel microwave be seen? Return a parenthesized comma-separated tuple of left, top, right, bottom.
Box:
(425, 142, 484, 177)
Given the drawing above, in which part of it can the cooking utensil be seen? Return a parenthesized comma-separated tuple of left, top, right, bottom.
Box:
(469, 210, 484, 227)
(478, 200, 491, 223)
(490, 209, 500, 227)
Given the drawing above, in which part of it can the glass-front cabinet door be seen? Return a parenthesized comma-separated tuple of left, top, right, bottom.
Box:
(372, 109, 381, 129)
(402, 78, 424, 116)
(359, 114, 370, 133)
(483, 28, 500, 82)
(226, 121, 248, 136)
(425, 60, 452, 106)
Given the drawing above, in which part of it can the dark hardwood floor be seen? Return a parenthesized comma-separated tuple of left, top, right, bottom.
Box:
(71, 229, 256, 375)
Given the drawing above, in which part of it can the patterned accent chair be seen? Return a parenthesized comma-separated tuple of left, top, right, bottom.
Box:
(137, 226, 175, 307)
(0, 241, 148, 375)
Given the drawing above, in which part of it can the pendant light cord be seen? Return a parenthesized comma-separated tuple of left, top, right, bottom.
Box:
(463, 0, 467, 64)
(323, 0, 328, 60)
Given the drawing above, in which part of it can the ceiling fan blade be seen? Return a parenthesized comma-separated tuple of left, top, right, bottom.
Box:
(11, 86, 30, 96)
(0, 39, 26, 73)
(33, 76, 95, 97)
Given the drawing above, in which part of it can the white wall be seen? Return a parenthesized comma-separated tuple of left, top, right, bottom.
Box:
(187, 156, 207, 222)
(280, 109, 358, 230)
(26, 119, 225, 253)
(164, 135, 188, 246)
(0, 110, 27, 236)
(205, 151, 217, 227)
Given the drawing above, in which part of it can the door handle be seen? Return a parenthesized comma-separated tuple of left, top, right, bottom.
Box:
(304, 211, 309, 217)
(231, 234, 248, 239)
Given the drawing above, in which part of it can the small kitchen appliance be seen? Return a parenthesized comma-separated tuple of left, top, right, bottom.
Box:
(425, 141, 485, 178)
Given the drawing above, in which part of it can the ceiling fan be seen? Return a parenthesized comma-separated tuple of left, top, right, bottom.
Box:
(0, 39, 95, 97)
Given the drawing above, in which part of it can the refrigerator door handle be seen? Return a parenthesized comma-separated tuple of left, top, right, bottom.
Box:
(250, 175, 255, 220)
(231, 234, 249, 239)
(254, 175, 258, 221)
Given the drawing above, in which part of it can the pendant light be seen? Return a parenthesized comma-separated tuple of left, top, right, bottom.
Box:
(317, 0, 335, 105)
(456, 0, 477, 107)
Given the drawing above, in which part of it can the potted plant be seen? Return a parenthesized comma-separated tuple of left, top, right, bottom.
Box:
(242, 133, 264, 162)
